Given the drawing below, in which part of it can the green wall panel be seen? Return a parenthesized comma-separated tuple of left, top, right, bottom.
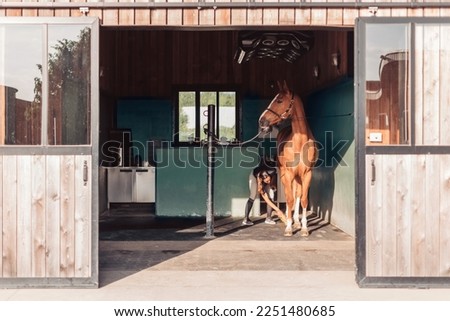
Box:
(305, 78, 355, 236)
(241, 99, 270, 142)
(214, 146, 259, 215)
(117, 99, 172, 163)
(155, 147, 207, 217)
(155, 146, 259, 217)
(241, 99, 278, 159)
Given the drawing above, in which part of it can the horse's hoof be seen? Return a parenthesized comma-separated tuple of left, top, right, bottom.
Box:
(293, 222, 301, 230)
(284, 228, 293, 237)
(300, 228, 309, 237)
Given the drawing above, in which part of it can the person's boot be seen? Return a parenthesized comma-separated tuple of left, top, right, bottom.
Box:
(242, 198, 254, 226)
(265, 206, 276, 225)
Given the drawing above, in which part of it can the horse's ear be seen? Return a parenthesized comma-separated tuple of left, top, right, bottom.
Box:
(282, 80, 290, 93)
(277, 80, 283, 92)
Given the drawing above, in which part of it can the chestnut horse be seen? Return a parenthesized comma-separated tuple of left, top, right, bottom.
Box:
(259, 81, 317, 236)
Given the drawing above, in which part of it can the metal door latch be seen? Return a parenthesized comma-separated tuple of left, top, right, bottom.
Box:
(83, 160, 88, 186)
(371, 159, 376, 185)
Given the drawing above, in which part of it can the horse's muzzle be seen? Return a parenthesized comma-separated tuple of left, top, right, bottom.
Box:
(259, 118, 272, 134)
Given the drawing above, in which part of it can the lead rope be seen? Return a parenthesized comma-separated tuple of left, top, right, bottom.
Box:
(240, 130, 268, 145)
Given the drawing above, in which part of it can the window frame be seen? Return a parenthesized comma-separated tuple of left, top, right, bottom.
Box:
(0, 19, 94, 148)
(173, 86, 241, 146)
(364, 23, 410, 147)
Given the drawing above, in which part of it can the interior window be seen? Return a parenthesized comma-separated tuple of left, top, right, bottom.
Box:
(178, 91, 196, 142)
(176, 89, 238, 144)
(218, 92, 236, 142)
(200, 91, 217, 142)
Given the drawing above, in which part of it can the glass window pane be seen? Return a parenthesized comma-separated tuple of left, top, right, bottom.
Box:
(0, 25, 42, 145)
(365, 24, 410, 145)
(218, 92, 236, 141)
(48, 25, 91, 145)
(178, 91, 196, 142)
(200, 91, 216, 142)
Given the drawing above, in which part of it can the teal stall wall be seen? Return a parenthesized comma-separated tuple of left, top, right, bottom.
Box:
(214, 146, 260, 215)
(305, 78, 355, 237)
(155, 147, 206, 216)
(117, 99, 172, 163)
(241, 99, 278, 159)
(155, 146, 259, 217)
(241, 99, 269, 141)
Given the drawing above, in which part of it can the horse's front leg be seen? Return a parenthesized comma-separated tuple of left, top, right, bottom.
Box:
(300, 170, 313, 237)
(281, 174, 295, 237)
(293, 179, 302, 230)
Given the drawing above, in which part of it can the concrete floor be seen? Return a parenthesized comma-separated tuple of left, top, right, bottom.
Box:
(99, 208, 355, 276)
(1, 206, 450, 301)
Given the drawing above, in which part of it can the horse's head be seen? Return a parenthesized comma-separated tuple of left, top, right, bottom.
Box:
(258, 80, 295, 134)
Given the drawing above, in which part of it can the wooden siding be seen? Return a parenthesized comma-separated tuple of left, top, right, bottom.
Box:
(1, 1, 449, 27)
(415, 24, 450, 145)
(0, 154, 91, 278)
(366, 154, 450, 277)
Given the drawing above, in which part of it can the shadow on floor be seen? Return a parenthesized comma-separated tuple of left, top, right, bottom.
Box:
(100, 204, 349, 241)
(99, 204, 354, 287)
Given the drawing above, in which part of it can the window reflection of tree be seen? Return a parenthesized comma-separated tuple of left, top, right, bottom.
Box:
(46, 27, 91, 145)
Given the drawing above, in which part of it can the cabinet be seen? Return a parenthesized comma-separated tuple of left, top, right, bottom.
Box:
(135, 168, 155, 202)
(106, 167, 155, 206)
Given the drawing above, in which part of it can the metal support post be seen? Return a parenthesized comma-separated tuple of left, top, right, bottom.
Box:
(205, 104, 215, 238)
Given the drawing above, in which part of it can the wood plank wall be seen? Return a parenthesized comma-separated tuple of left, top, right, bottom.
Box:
(415, 23, 450, 145)
(1, 1, 446, 26)
(0, 155, 91, 278)
(366, 154, 450, 277)
(99, 29, 350, 96)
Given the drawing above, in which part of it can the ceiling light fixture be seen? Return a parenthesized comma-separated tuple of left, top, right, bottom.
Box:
(234, 31, 314, 64)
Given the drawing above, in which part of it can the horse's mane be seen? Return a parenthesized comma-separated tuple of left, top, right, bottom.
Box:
(277, 126, 292, 146)
(276, 125, 292, 167)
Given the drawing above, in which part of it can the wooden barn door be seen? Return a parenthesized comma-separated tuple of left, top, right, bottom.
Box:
(356, 18, 450, 287)
(0, 17, 99, 288)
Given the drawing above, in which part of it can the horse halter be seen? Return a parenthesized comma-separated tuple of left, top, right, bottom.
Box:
(264, 92, 295, 122)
